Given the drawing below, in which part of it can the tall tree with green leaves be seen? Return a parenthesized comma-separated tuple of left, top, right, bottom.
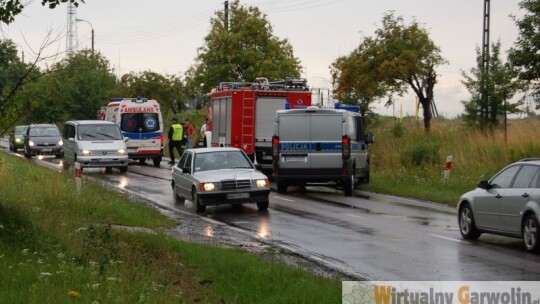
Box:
(508, 0, 540, 107)
(0, 0, 85, 24)
(27, 50, 116, 122)
(184, 0, 302, 96)
(331, 13, 446, 131)
(331, 38, 388, 120)
(461, 41, 521, 130)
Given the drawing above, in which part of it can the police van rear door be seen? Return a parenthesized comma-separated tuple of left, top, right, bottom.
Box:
(277, 112, 311, 170)
(309, 111, 343, 169)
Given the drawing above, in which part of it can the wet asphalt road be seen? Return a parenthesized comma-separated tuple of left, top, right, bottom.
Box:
(2, 139, 540, 280)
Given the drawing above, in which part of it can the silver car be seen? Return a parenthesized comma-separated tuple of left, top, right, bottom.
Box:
(171, 147, 270, 213)
(458, 159, 540, 252)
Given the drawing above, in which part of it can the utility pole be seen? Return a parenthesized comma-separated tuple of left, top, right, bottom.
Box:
(224, 1, 229, 32)
(66, 2, 78, 54)
(76, 18, 94, 53)
(481, 0, 490, 124)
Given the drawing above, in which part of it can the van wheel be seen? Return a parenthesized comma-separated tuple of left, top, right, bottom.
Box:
(153, 157, 161, 168)
(24, 148, 31, 159)
(139, 158, 146, 165)
(105, 167, 113, 174)
(277, 181, 288, 194)
(344, 173, 355, 197)
(119, 166, 128, 173)
(361, 162, 370, 184)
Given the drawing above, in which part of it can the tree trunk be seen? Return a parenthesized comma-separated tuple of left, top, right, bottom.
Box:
(420, 97, 432, 132)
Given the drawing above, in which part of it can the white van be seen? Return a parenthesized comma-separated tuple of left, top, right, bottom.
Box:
(62, 120, 129, 173)
(272, 104, 374, 196)
(102, 97, 164, 167)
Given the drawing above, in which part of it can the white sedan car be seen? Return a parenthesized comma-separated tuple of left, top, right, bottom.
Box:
(171, 147, 270, 213)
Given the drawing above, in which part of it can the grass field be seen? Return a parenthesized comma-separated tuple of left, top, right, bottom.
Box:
(0, 154, 341, 303)
(363, 116, 540, 205)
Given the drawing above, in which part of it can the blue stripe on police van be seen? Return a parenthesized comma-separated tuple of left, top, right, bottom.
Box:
(280, 142, 367, 152)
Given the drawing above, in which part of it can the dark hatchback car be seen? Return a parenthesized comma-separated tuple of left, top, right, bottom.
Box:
(458, 159, 540, 252)
(9, 125, 28, 152)
(24, 124, 63, 159)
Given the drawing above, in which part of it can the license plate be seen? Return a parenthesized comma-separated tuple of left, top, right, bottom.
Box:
(262, 155, 272, 160)
(227, 193, 249, 199)
(284, 156, 306, 162)
(42, 148, 52, 152)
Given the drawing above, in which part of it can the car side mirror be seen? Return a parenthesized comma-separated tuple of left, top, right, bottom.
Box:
(477, 180, 490, 190)
(123, 137, 130, 142)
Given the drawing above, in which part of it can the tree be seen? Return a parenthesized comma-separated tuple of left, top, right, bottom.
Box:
(184, 0, 302, 96)
(331, 38, 388, 120)
(461, 41, 521, 130)
(111, 71, 178, 115)
(0, 0, 85, 24)
(331, 13, 446, 131)
(508, 0, 540, 107)
(27, 49, 116, 122)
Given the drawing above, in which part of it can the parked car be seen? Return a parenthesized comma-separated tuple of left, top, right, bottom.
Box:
(9, 125, 28, 152)
(24, 123, 63, 159)
(62, 120, 129, 173)
(171, 147, 270, 213)
(458, 159, 540, 252)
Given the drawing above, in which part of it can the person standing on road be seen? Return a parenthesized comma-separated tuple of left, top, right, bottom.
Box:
(184, 119, 195, 149)
(199, 118, 208, 148)
(168, 118, 183, 165)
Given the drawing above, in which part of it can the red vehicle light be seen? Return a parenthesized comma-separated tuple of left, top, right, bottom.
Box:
(342, 135, 350, 160)
(272, 136, 279, 161)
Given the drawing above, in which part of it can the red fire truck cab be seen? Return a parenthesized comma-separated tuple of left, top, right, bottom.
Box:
(207, 78, 311, 172)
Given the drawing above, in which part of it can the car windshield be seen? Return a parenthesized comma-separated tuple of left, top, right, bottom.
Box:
(29, 126, 59, 137)
(194, 151, 253, 172)
(78, 124, 123, 140)
(14, 126, 28, 135)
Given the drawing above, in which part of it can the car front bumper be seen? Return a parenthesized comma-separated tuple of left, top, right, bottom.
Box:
(197, 189, 270, 206)
(76, 155, 129, 168)
(26, 147, 63, 156)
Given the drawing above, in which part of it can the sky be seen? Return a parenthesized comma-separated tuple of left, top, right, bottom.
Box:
(0, 0, 527, 118)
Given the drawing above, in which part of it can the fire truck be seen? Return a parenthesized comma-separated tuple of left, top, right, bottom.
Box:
(207, 78, 311, 172)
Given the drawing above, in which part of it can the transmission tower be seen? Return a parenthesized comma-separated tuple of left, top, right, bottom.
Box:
(481, 0, 490, 118)
(66, 2, 78, 54)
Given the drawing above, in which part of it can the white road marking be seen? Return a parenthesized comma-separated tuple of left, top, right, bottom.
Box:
(274, 196, 295, 202)
(345, 214, 364, 220)
(429, 233, 463, 243)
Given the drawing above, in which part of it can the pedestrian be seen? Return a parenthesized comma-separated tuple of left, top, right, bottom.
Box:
(184, 119, 195, 149)
(168, 117, 183, 165)
(199, 118, 208, 148)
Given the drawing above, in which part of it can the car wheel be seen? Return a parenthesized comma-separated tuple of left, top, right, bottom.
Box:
(192, 190, 206, 213)
(523, 214, 540, 252)
(277, 181, 288, 194)
(139, 158, 146, 165)
(344, 172, 355, 197)
(119, 166, 128, 173)
(105, 167, 113, 174)
(9, 144, 15, 152)
(172, 182, 185, 204)
(153, 157, 161, 168)
(257, 200, 269, 211)
(24, 148, 31, 159)
(459, 204, 481, 240)
(55, 153, 63, 159)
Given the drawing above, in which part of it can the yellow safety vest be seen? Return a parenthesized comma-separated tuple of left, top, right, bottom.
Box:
(171, 124, 183, 141)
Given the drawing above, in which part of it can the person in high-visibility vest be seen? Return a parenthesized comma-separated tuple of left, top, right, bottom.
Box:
(168, 118, 183, 165)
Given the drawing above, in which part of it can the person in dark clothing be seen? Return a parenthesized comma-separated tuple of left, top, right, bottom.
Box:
(168, 118, 184, 165)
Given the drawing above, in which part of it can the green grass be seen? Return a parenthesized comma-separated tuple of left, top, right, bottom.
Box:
(0, 154, 341, 303)
(362, 117, 540, 206)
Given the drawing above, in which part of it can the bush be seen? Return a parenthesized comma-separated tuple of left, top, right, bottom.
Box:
(400, 142, 440, 167)
(391, 121, 404, 138)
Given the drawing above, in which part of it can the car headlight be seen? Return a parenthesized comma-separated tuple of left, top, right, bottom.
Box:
(198, 183, 216, 191)
(58, 139, 63, 146)
(117, 149, 126, 155)
(256, 179, 270, 188)
(28, 140, 34, 147)
(81, 150, 91, 155)
(15, 138, 21, 143)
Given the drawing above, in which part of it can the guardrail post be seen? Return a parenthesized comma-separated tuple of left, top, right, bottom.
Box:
(75, 162, 82, 192)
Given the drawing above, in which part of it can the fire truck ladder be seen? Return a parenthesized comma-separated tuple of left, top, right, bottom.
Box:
(241, 90, 254, 154)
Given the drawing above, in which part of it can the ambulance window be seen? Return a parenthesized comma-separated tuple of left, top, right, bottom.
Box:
(121, 113, 138, 133)
(142, 113, 159, 132)
(120, 113, 160, 133)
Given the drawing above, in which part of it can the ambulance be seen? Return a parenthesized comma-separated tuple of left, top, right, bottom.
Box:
(102, 97, 164, 167)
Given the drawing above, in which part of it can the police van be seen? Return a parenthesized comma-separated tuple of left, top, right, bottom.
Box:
(272, 104, 374, 196)
(102, 97, 164, 167)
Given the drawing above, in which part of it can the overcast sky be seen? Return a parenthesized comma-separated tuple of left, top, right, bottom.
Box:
(1, 0, 526, 118)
